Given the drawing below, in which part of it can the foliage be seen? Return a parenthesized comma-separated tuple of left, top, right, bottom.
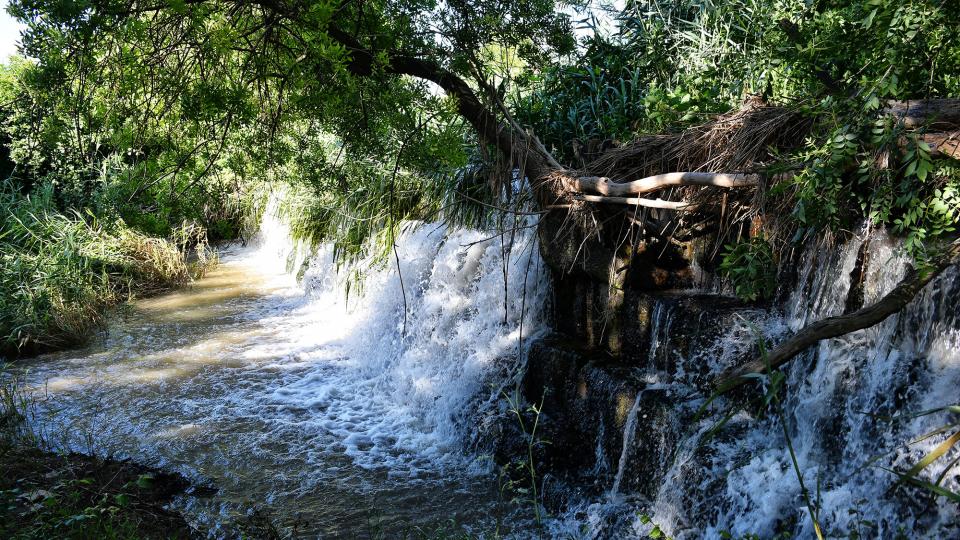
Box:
(0, 476, 143, 539)
(0, 183, 209, 357)
(0, 368, 34, 446)
(0, 38, 248, 241)
(719, 237, 777, 301)
(868, 404, 960, 504)
(517, 0, 960, 273)
(638, 513, 673, 539)
(0, 445, 193, 540)
(498, 390, 547, 530)
(2, 0, 577, 244)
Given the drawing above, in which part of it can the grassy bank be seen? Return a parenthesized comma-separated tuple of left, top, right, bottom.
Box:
(0, 365, 197, 539)
(0, 447, 196, 540)
(0, 184, 216, 359)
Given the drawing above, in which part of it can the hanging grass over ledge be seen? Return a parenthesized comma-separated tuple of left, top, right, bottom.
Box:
(0, 185, 214, 359)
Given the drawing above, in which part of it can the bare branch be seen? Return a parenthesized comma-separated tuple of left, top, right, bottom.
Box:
(714, 241, 960, 394)
(565, 172, 760, 197)
(574, 194, 699, 211)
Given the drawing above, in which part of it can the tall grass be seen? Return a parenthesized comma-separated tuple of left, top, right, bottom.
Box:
(0, 367, 37, 451)
(0, 184, 211, 358)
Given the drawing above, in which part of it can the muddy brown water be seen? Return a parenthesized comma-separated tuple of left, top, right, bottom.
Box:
(20, 245, 533, 537)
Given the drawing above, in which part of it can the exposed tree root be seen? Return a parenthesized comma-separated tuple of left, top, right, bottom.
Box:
(714, 241, 960, 394)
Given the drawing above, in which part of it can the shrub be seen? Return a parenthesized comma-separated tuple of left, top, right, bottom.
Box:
(719, 237, 777, 302)
(0, 184, 208, 357)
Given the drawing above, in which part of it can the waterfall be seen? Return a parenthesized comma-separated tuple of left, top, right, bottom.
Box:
(552, 227, 960, 539)
(248, 194, 552, 474)
(610, 301, 675, 498)
(656, 229, 958, 538)
(610, 392, 643, 498)
(21, 190, 552, 534)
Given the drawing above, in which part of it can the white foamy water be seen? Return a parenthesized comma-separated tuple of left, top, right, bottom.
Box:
(552, 227, 960, 539)
(21, 194, 549, 536)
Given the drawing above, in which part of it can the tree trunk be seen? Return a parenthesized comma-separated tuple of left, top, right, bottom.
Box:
(885, 99, 960, 130)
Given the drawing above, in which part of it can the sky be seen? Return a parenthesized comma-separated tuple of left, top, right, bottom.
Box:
(0, 1, 25, 61)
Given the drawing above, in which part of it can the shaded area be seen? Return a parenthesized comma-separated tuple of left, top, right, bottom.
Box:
(0, 446, 195, 539)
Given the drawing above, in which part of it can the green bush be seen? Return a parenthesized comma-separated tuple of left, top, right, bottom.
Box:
(719, 238, 777, 302)
(0, 184, 206, 358)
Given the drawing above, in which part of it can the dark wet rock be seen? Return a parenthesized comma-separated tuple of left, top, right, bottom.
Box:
(516, 337, 691, 499)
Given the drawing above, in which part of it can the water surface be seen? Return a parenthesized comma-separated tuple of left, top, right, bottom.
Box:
(23, 226, 546, 537)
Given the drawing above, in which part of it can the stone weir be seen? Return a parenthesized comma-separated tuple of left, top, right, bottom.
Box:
(516, 293, 765, 501)
(499, 207, 960, 538)
(497, 206, 768, 503)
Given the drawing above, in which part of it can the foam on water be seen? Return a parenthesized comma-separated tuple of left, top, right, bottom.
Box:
(22, 192, 550, 534)
(552, 227, 960, 538)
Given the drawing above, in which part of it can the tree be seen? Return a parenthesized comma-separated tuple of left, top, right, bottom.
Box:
(10, 0, 572, 185)
(7, 0, 960, 377)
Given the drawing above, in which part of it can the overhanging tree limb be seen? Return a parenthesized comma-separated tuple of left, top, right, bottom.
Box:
(714, 241, 960, 394)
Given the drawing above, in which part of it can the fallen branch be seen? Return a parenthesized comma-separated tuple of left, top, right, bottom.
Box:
(574, 194, 699, 211)
(565, 172, 760, 197)
(714, 241, 960, 394)
(885, 99, 960, 130)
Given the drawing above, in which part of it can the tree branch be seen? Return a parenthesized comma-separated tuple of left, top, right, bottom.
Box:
(885, 99, 960, 130)
(574, 194, 699, 211)
(714, 241, 960, 394)
(564, 172, 760, 197)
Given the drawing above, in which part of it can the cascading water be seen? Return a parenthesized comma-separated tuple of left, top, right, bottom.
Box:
(20, 192, 550, 536)
(16, 189, 959, 537)
(551, 227, 959, 538)
(610, 392, 644, 499)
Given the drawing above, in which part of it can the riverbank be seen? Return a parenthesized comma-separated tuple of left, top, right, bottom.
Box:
(0, 445, 196, 539)
(0, 185, 220, 360)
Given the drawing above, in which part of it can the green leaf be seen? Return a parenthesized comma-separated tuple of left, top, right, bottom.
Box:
(904, 430, 960, 478)
(135, 474, 154, 489)
(882, 467, 960, 503)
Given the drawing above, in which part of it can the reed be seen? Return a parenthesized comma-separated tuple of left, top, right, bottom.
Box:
(0, 183, 213, 358)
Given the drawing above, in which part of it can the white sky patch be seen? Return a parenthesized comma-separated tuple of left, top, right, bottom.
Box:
(0, 1, 25, 62)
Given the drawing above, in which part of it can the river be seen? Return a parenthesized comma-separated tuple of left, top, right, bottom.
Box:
(18, 201, 960, 538)
(21, 205, 549, 537)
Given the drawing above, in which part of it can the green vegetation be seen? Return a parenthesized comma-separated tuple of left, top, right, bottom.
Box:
(719, 238, 777, 301)
(510, 0, 960, 296)
(0, 0, 958, 534)
(0, 182, 213, 357)
(0, 452, 192, 540)
(0, 366, 191, 539)
(3, 0, 959, 308)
